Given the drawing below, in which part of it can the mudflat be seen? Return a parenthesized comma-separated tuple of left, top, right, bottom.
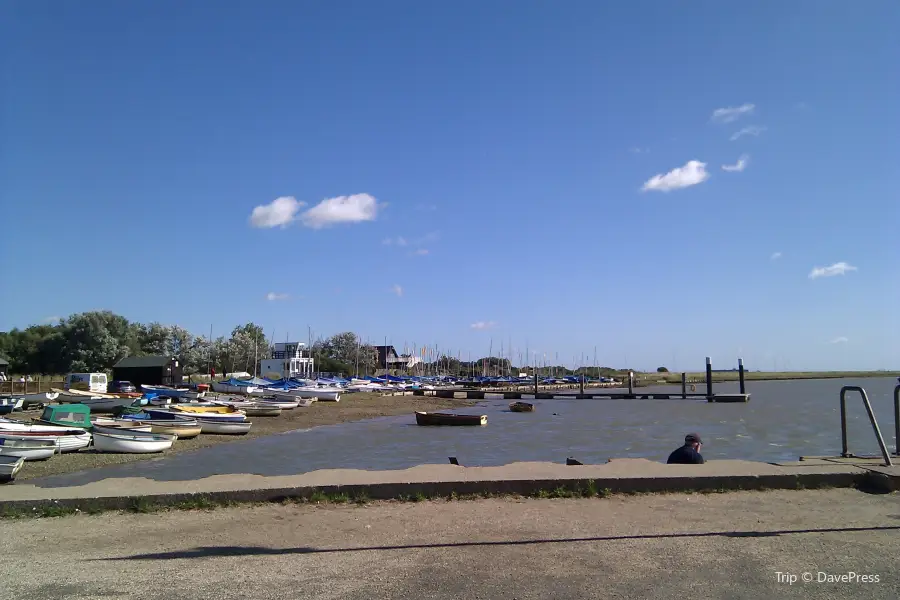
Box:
(12, 393, 474, 480)
(0, 489, 897, 599)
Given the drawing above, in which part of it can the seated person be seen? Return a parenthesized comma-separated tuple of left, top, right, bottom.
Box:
(667, 433, 705, 464)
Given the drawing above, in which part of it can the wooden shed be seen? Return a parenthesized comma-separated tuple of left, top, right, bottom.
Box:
(112, 355, 183, 388)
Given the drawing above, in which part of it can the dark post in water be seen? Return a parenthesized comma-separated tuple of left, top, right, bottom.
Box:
(628, 371, 634, 395)
(580, 373, 585, 395)
(681, 372, 687, 399)
(738, 358, 746, 394)
(705, 356, 713, 398)
(533, 371, 538, 395)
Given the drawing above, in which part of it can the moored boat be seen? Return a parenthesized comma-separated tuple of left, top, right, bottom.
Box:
(0, 455, 25, 482)
(241, 405, 282, 417)
(0, 436, 57, 461)
(91, 430, 175, 453)
(157, 405, 247, 421)
(509, 402, 535, 412)
(0, 397, 24, 415)
(414, 411, 487, 426)
(90, 417, 154, 432)
(194, 418, 252, 435)
(0, 423, 91, 453)
(140, 384, 192, 399)
(270, 393, 315, 407)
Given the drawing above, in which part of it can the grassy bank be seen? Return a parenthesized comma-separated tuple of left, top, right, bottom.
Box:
(639, 370, 899, 385)
(13, 392, 476, 481)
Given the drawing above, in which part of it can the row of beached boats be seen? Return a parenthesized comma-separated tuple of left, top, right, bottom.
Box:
(0, 383, 331, 482)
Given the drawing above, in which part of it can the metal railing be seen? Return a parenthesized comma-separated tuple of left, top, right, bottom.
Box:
(894, 385, 900, 457)
(839, 386, 892, 466)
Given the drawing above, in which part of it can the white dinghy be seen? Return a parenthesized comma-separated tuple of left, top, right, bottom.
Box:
(91, 430, 175, 453)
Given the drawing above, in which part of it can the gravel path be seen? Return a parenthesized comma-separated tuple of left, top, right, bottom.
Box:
(0, 489, 897, 599)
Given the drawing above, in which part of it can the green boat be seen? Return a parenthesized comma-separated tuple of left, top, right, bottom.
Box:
(33, 404, 93, 429)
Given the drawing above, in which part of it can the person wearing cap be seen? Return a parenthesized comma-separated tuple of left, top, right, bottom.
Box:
(667, 433, 705, 464)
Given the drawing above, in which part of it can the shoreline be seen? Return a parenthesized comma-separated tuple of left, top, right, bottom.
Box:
(1, 457, 895, 519)
(11, 392, 476, 481)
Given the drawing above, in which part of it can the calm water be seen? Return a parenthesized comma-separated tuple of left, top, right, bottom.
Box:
(23, 377, 900, 488)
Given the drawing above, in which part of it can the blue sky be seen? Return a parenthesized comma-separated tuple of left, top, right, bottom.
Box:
(2, 1, 897, 371)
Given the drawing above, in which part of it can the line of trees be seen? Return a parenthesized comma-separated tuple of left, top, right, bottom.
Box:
(0, 311, 632, 378)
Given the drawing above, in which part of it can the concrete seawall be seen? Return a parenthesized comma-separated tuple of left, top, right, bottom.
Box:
(1, 458, 896, 514)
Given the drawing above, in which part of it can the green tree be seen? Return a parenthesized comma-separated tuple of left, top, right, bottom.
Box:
(657, 366, 669, 373)
(61, 311, 138, 372)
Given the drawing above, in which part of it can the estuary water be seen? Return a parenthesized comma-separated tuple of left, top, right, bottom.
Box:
(24, 377, 900, 488)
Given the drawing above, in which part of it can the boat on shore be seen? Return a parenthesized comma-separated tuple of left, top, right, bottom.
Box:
(140, 384, 193, 399)
(0, 423, 92, 452)
(154, 405, 247, 421)
(241, 405, 282, 417)
(270, 393, 316, 407)
(509, 402, 535, 412)
(414, 411, 487, 426)
(0, 436, 57, 461)
(0, 455, 25, 482)
(0, 397, 24, 415)
(194, 419, 252, 435)
(91, 430, 175, 453)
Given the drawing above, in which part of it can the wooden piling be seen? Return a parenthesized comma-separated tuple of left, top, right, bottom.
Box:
(627, 371, 634, 395)
(705, 357, 713, 398)
(738, 357, 746, 394)
(579, 374, 585, 395)
(681, 372, 687, 399)
(533, 372, 538, 395)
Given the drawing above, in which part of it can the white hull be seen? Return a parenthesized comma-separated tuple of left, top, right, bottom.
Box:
(196, 419, 252, 435)
(210, 382, 258, 395)
(92, 431, 175, 453)
(271, 393, 315, 407)
(274, 387, 340, 402)
(91, 418, 154, 432)
(253, 398, 300, 409)
(0, 456, 25, 481)
(0, 426, 92, 453)
(242, 406, 282, 417)
(0, 437, 57, 460)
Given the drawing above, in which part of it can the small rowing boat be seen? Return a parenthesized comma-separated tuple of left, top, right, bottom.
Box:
(91, 430, 175, 453)
(509, 402, 535, 412)
(0, 455, 25, 482)
(414, 412, 487, 426)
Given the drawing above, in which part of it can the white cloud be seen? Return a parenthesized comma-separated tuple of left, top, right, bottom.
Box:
(470, 321, 497, 330)
(411, 248, 429, 256)
(710, 103, 755, 124)
(641, 160, 709, 192)
(299, 193, 381, 229)
(770, 252, 782, 260)
(828, 336, 849, 344)
(730, 125, 766, 141)
(249, 196, 305, 228)
(808, 262, 858, 279)
(43, 316, 62, 323)
(265, 292, 289, 301)
(721, 154, 749, 172)
(391, 284, 403, 297)
(382, 236, 407, 246)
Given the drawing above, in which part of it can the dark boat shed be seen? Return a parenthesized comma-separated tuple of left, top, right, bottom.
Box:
(112, 355, 183, 388)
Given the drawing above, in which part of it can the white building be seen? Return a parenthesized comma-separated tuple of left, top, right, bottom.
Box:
(259, 342, 315, 379)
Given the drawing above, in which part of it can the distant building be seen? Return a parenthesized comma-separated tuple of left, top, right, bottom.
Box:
(374, 346, 422, 371)
(259, 342, 315, 379)
(0, 357, 8, 380)
(112, 355, 183, 388)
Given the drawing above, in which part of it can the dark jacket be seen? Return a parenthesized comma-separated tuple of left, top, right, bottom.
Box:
(667, 445, 705, 464)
